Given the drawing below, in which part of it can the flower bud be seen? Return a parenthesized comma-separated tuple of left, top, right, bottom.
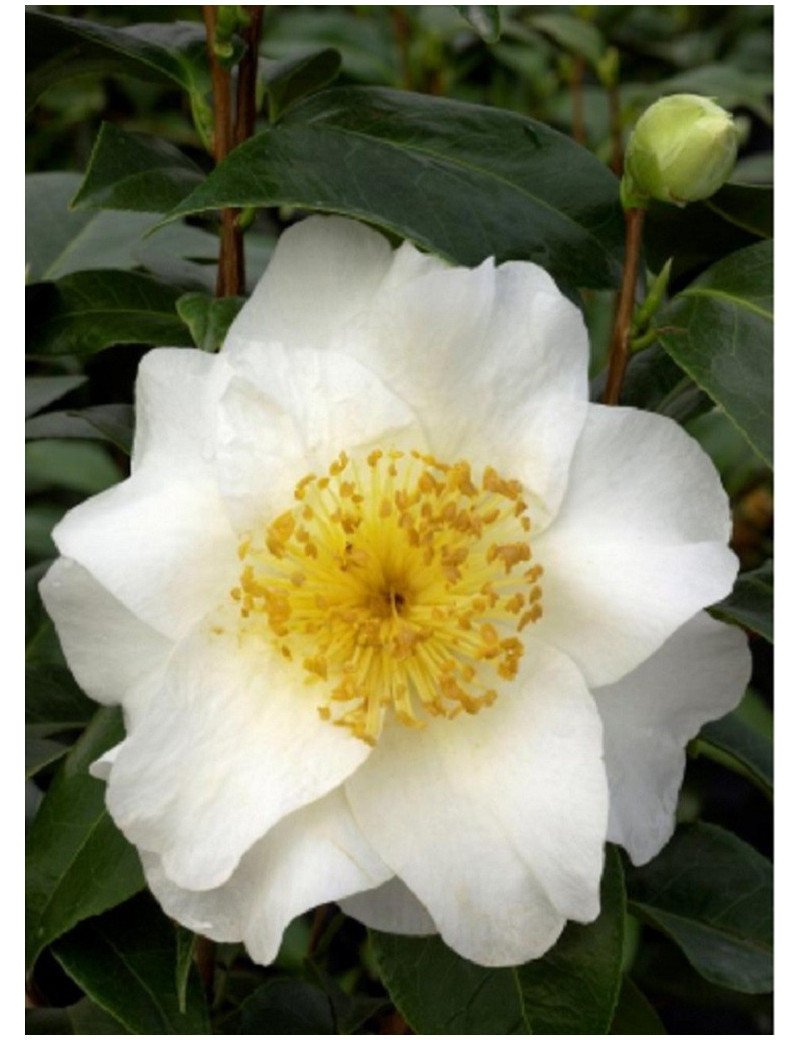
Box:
(621, 94, 738, 209)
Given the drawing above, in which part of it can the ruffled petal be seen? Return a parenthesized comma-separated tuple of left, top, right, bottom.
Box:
(38, 558, 171, 723)
(216, 343, 421, 532)
(595, 612, 751, 865)
(131, 348, 232, 476)
(224, 216, 396, 355)
(105, 624, 372, 890)
(51, 469, 238, 641)
(533, 405, 738, 687)
(141, 788, 391, 963)
(345, 643, 607, 966)
(339, 877, 436, 936)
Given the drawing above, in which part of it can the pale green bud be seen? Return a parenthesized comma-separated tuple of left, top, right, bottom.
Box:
(621, 94, 738, 209)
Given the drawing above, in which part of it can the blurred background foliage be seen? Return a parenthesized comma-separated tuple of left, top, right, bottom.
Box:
(26, 5, 773, 1035)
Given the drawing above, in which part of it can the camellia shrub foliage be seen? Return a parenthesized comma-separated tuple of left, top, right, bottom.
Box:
(26, 5, 773, 1035)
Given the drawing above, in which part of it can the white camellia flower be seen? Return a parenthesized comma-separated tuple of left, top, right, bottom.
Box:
(41, 216, 750, 968)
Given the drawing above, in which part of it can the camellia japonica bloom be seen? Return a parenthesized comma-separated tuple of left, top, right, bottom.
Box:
(41, 216, 750, 968)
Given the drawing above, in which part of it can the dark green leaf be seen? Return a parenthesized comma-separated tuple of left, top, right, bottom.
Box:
(640, 64, 773, 124)
(700, 712, 773, 793)
(25, 708, 145, 972)
(52, 893, 210, 1034)
(24, 1008, 73, 1034)
(26, 440, 122, 495)
(372, 847, 625, 1034)
(26, 562, 63, 666)
(26, 734, 70, 778)
(176, 293, 245, 352)
(264, 48, 342, 123)
(454, 6, 502, 43)
(26, 404, 135, 455)
(26, 375, 88, 419)
(235, 978, 336, 1034)
(27, 270, 193, 356)
(529, 13, 605, 65)
(26, 504, 64, 562)
(704, 184, 773, 241)
(163, 86, 625, 289)
(175, 928, 196, 1015)
(626, 824, 773, 994)
(305, 958, 390, 1034)
(27, 11, 210, 111)
(608, 978, 666, 1034)
(614, 344, 713, 425)
(73, 122, 205, 214)
(69, 998, 132, 1034)
(26, 663, 95, 736)
(657, 241, 773, 466)
(713, 561, 773, 642)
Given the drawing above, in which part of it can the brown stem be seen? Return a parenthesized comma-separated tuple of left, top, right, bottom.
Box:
(608, 80, 623, 176)
(570, 55, 586, 145)
(389, 6, 414, 91)
(603, 207, 646, 405)
(235, 6, 265, 146)
(194, 934, 216, 997)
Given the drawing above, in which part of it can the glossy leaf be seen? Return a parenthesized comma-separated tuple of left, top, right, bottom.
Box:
(26, 734, 70, 779)
(26, 663, 95, 738)
(26, 708, 145, 972)
(176, 293, 245, 352)
(641, 63, 773, 124)
(26, 562, 63, 667)
(235, 978, 336, 1034)
(372, 847, 625, 1034)
(657, 241, 773, 466)
(69, 999, 131, 1034)
(52, 894, 210, 1034)
(713, 560, 773, 642)
(264, 48, 343, 123)
(626, 824, 773, 994)
(615, 344, 712, 425)
(608, 978, 666, 1034)
(27, 270, 193, 357)
(26, 440, 121, 495)
(700, 712, 773, 794)
(25, 376, 88, 419)
(26, 404, 135, 455)
(704, 184, 773, 241)
(164, 86, 625, 289)
(73, 122, 205, 213)
(454, 6, 502, 43)
(27, 11, 210, 111)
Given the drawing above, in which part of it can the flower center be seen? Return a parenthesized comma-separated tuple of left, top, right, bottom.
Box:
(231, 450, 544, 744)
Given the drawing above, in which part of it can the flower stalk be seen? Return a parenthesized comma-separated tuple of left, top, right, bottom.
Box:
(603, 206, 645, 405)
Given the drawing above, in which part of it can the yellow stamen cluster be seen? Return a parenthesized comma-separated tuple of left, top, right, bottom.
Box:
(231, 449, 544, 744)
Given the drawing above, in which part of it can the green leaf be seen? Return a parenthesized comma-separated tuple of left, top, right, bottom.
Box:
(626, 823, 773, 994)
(528, 13, 605, 65)
(657, 240, 773, 466)
(27, 11, 210, 112)
(608, 978, 666, 1034)
(264, 48, 343, 123)
(454, 6, 502, 43)
(26, 662, 95, 737)
(25, 708, 145, 972)
(615, 344, 712, 425)
(26, 734, 70, 778)
(26, 504, 65, 562)
(371, 846, 626, 1034)
(25, 375, 88, 419)
(176, 293, 245, 352)
(26, 440, 121, 495)
(235, 978, 336, 1034)
(713, 561, 773, 642)
(175, 927, 196, 1015)
(52, 893, 210, 1034)
(27, 270, 193, 357)
(26, 562, 63, 667)
(700, 711, 773, 794)
(26, 404, 135, 455)
(642, 64, 773, 124)
(163, 86, 625, 289)
(73, 123, 205, 214)
(703, 184, 773, 241)
(69, 998, 132, 1034)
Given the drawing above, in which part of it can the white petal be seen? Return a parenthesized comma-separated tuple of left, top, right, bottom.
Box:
(105, 623, 371, 890)
(339, 878, 436, 936)
(533, 405, 739, 686)
(346, 644, 607, 966)
(224, 216, 396, 355)
(52, 469, 238, 641)
(131, 348, 232, 476)
(39, 558, 171, 720)
(141, 788, 391, 964)
(216, 343, 420, 532)
(595, 613, 751, 865)
(337, 252, 590, 522)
